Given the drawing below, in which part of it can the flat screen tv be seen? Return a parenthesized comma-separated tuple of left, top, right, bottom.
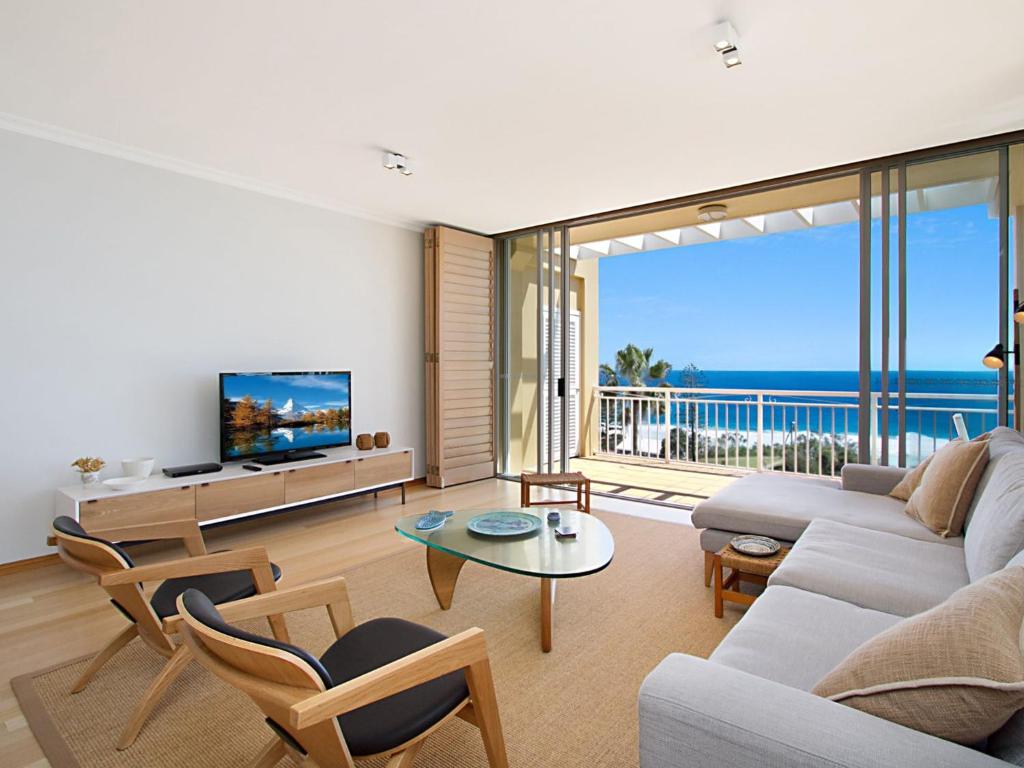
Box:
(220, 371, 352, 463)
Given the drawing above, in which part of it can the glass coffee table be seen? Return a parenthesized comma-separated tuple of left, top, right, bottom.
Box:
(395, 508, 614, 652)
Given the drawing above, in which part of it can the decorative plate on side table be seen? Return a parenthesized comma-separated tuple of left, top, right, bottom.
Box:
(729, 535, 781, 557)
(467, 511, 541, 537)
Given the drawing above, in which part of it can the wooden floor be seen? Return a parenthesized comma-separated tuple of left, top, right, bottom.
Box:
(570, 455, 743, 506)
(0, 477, 580, 768)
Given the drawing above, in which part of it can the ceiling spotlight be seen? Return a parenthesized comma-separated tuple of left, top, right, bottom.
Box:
(383, 151, 413, 176)
(712, 21, 738, 53)
(697, 204, 728, 223)
(712, 20, 742, 69)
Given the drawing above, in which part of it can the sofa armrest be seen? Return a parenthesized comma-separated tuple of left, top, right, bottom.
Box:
(840, 463, 908, 495)
(639, 654, 1003, 768)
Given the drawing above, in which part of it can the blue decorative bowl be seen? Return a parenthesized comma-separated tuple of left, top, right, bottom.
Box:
(467, 511, 541, 537)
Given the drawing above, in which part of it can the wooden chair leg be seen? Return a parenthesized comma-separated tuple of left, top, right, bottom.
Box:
(117, 644, 191, 750)
(520, 477, 529, 508)
(465, 657, 508, 768)
(71, 623, 138, 693)
(584, 479, 591, 514)
(250, 737, 287, 768)
(704, 551, 714, 588)
(386, 740, 424, 768)
(713, 555, 724, 619)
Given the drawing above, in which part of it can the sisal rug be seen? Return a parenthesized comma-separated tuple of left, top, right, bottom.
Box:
(13, 511, 737, 768)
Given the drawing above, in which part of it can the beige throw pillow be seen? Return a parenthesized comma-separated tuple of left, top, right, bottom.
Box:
(812, 566, 1024, 744)
(903, 437, 990, 537)
(890, 432, 990, 502)
(889, 452, 935, 501)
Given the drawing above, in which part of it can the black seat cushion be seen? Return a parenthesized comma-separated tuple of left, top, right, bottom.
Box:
(150, 562, 282, 619)
(319, 618, 469, 756)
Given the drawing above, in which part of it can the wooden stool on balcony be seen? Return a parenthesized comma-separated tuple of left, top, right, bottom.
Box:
(520, 472, 591, 514)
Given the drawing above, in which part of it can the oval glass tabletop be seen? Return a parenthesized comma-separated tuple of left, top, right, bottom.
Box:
(395, 508, 614, 579)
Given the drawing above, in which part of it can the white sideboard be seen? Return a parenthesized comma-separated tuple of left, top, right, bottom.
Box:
(56, 446, 414, 540)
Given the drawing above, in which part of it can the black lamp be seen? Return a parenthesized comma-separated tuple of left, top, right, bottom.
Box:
(983, 344, 1008, 369)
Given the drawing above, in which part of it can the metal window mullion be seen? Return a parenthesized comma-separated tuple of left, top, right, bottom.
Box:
(536, 230, 545, 474)
(898, 161, 908, 466)
(880, 168, 891, 465)
(999, 146, 1010, 426)
(547, 227, 555, 472)
(560, 225, 570, 471)
(858, 170, 872, 463)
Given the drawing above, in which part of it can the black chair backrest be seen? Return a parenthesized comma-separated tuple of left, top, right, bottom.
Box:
(53, 516, 135, 566)
(180, 589, 333, 688)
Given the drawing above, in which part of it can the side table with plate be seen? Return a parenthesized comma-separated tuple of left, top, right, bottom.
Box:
(713, 536, 790, 618)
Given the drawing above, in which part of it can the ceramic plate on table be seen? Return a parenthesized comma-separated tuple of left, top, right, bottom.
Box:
(103, 476, 146, 491)
(467, 511, 541, 537)
(729, 535, 781, 557)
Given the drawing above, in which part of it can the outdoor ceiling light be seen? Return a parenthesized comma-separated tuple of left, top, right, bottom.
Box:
(983, 343, 1008, 369)
(697, 204, 728, 223)
(383, 151, 413, 176)
(712, 21, 738, 53)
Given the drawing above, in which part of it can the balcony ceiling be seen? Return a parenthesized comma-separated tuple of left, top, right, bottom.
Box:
(1, 2, 1022, 234)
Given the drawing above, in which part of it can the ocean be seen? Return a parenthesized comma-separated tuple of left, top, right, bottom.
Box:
(608, 369, 1010, 460)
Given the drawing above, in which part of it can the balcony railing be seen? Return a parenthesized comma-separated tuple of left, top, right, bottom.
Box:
(594, 386, 1006, 476)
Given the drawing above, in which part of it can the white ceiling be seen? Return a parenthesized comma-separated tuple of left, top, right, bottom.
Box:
(1, 1, 1023, 234)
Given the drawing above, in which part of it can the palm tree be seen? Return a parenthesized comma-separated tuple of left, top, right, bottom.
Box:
(602, 344, 671, 455)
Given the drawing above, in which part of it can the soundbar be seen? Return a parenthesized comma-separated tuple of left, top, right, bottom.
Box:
(162, 462, 223, 478)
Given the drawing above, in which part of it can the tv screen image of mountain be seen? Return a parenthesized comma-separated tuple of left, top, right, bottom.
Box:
(219, 371, 351, 462)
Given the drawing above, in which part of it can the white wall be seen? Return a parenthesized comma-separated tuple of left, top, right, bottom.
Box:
(0, 130, 425, 563)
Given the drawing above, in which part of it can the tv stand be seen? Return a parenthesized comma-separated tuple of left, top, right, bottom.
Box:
(253, 450, 326, 467)
(57, 446, 414, 543)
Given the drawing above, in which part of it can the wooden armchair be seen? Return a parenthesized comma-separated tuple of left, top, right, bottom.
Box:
(174, 577, 508, 768)
(49, 515, 285, 749)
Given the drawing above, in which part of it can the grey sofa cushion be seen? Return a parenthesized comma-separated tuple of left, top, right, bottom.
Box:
(965, 427, 1024, 530)
(767, 519, 969, 616)
(709, 585, 901, 691)
(841, 463, 910, 495)
(965, 451, 1024, 582)
(691, 472, 962, 547)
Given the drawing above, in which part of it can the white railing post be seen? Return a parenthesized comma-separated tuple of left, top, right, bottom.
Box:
(869, 393, 880, 465)
(756, 392, 764, 471)
(663, 390, 672, 464)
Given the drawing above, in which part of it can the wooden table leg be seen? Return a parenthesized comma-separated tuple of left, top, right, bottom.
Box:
(426, 546, 467, 610)
(713, 554, 724, 618)
(540, 578, 554, 652)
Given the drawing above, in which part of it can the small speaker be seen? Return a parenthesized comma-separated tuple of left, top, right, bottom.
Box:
(162, 462, 222, 478)
(356, 433, 373, 450)
(374, 431, 391, 448)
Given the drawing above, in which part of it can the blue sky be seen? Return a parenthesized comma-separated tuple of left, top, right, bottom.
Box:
(598, 204, 1003, 372)
(222, 372, 350, 411)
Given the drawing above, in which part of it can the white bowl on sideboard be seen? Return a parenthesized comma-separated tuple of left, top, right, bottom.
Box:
(122, 457, 155, 478)
(103, 476, 146, 491)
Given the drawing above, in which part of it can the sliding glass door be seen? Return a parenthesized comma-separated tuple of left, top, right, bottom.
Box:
(865, 148, 1013, 466)
(498, 228, 574, 476)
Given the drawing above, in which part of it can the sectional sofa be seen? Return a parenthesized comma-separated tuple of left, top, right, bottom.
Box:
(639, 427, 1024, 767)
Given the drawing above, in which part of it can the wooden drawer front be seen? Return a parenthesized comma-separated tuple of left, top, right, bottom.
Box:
(196, 474, 285, 522)
(81, 486, 195, 533)
(354, 451, 412, 488)
(284, 461, 355, 504)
